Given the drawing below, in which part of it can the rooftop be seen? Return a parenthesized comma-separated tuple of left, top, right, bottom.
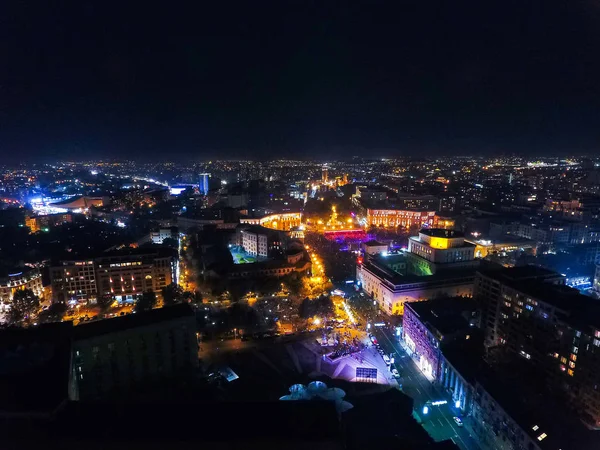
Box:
(478, 265, 600, 329)
(419, 228, 464, 239)
(362, 259, 477, 288)
(405, 297, 476, 338)
(477, 364, 598, 450)
(73, 304, 194, 341)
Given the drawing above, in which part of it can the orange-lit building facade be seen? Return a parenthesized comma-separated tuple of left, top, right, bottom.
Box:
(25, 213, 72, 233)
(366, 208, 435, 228)
(240, 212, 302, 231)
(0, 268, 44, 313)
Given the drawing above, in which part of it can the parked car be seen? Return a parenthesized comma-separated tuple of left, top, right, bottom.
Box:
(382, 355, 391, 365)
(391, 368, 400, 378)
(453, 417, 463, 427)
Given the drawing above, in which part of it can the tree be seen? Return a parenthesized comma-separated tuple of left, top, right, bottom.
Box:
(135, 291, 157, 313)
(38, 302, 67, 324)
(162, 283, 183, 306)
(9, 288, 40, 325)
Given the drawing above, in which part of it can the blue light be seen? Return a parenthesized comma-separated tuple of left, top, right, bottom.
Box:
(455, 400, 461, 408)
(422, 406, 429, 415)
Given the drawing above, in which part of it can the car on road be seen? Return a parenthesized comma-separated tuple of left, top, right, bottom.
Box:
(382, 355, 391, 365)
(391, 368, 400, 378)
(370, 336, 378, 345)
(453, 417, 463, 427)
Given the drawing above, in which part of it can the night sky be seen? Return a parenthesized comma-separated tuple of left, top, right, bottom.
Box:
(1, 0, 599, 161)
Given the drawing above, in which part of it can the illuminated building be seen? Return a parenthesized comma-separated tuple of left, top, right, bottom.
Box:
(407, 229, 477, 275)
(240, 212, 302, 231)
(95, 249, 177, 303)
(72, 304, 198, 400)
(595, 264, 600, 292)
(365, 208, 435, 228)
(199, 173, 210, 195)
(49, 195, 107, 211)
(150, 227, 178, 244)
(51, 260, 98, 304)
(402, 298, 477, 381)
(356, 258, 475, 315)
(239, 225, 282, 258)
(432, 215, 455, 230)
(50, 248, 177, 304)
(322, 167, 328, 182)
(466, 235, 536, 259)
(476, 266, 600, 428)
(0, 268, 44, 313)
(25, 213, 72, 233)
(362, 240, 388, 256)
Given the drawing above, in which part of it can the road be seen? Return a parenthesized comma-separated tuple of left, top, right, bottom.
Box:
(372, 326, 480, 450)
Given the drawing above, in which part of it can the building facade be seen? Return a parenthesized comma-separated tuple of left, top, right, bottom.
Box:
(72, 304, 198, 400)
(357, 259, 475, 315)
(365, 208, 435, 229)
(239, 212, 302, 231)
(476, 266, 600, 428)
(0, 268, 44, 313)
(51, 260, 98, 304)
(407, 229, 477, 275)
(25, 213, 72, 233)
(50, 248, 177, 304)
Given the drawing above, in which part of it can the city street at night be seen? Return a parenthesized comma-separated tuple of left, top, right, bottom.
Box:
(371, 326, 480, 450)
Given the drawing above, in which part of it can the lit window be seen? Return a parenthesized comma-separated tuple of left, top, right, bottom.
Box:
(537, 433, 547, 441)
(532, 425, 539, 431)
(568, 369, 574, 376)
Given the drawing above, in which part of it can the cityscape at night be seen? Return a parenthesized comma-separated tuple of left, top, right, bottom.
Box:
(2, 1, 600, 450)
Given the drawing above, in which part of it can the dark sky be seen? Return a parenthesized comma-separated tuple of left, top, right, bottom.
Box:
(1, 0, 599, 161)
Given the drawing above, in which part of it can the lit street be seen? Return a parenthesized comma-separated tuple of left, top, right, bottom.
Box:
(372, 326, 480, 450)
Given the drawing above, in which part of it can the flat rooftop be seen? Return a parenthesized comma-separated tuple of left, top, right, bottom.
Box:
(405, 297, 476, 337)
(479, 265, 600, 329)
(362, 259, 477, 289)
(419, 228, 464, 238)
(73, 304, 194, 341)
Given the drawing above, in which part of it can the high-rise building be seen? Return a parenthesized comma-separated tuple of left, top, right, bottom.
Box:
(475, 266, 600, 428)
(322, 167, 328, 182)
(72, 304, 198, 400)
(199, 173, 210, 195)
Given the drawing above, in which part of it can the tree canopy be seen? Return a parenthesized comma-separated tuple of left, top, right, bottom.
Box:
(9, 288, 40, 325)
(135, 290, 157, 313)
